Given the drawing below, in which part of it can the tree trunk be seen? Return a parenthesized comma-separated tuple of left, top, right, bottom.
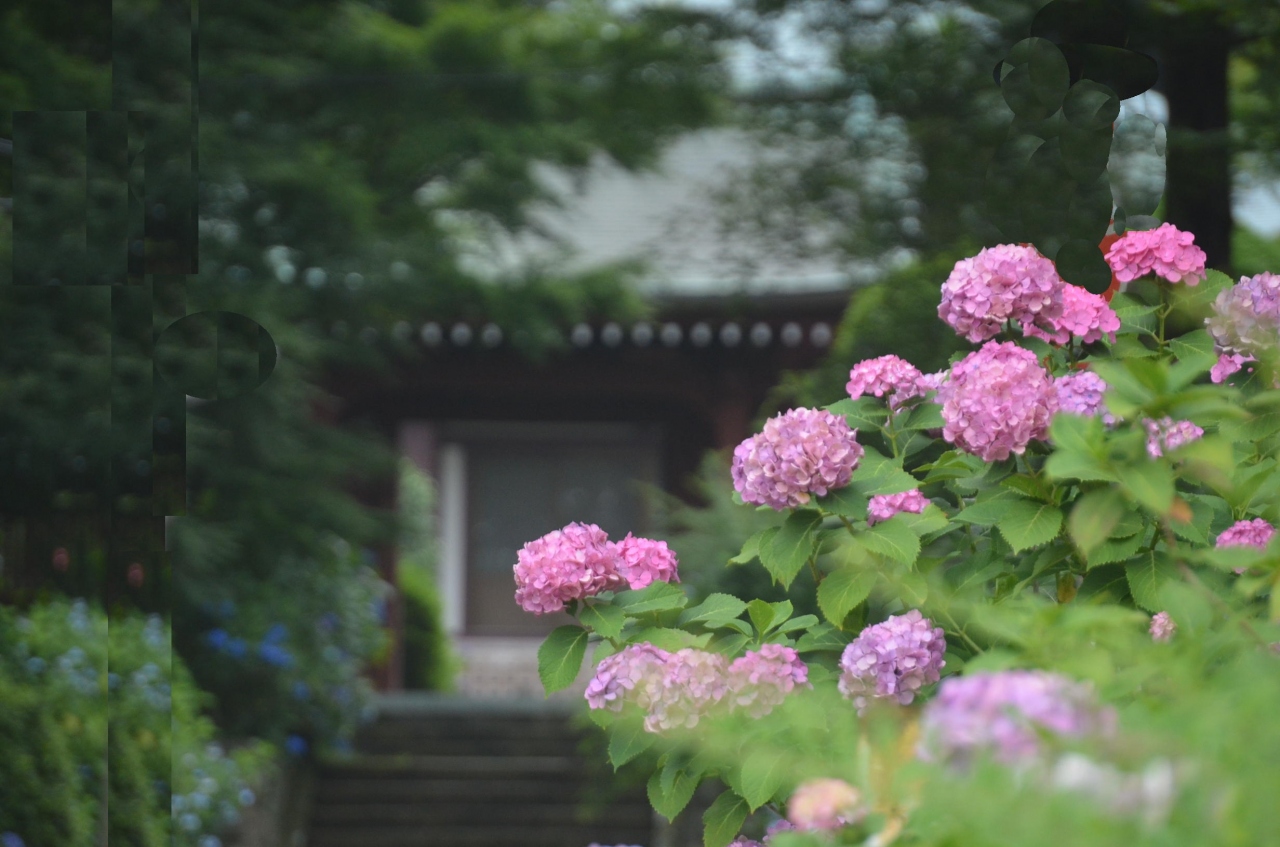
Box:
(1158, 13, 1234, 277)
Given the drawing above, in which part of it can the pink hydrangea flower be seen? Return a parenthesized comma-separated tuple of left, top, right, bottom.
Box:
(1143, 417, 1204, 458)
(919, 670, 1117, 767)
(1149, 612, 1175, 643)
(1023, 284, 1121, 345)
(1054, 371, 1116, 425)
(839, 610, 946, 711)
(727, 840, 764, 847)
(514, 523, 626, 614)
(916, 370, 949, 394)
(938, 244, 1065, 343)
(937, 341, 1058, 462)
(1216, 518, 1275, 551)
(765, 819, 796, 840)
(867, 489, 930, 526)
(787, 779, 867, 831)
(1104, 223, 1207, 285)
(1206, 272, 1280, 383)
(647, 648, 730, 732)
(726, 643, 811, 718)
(846, 355, 927, 410)
(732, 408, 865, 510)
(585, 643, 672, 712)
(614, 534, 680, 590)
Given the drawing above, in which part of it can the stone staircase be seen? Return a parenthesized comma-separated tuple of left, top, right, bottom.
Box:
(303, 694, 655, 847)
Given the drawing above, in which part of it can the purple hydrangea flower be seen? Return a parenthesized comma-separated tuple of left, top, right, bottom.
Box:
(727, 839, 764, 847)
(1206, 272, 1280, 383)
(839, 610, 946, 711)
(1054, 371, 1116, 425)
(786, 778, 867, 831)
(514, 522, 627, 614)
(585, 643, 672, 713)
(937, 341, 1058, 462)
(1104, 223, 1207, 285)
(846, 355, 927, 411)
(614, 534, 680, 590)
(1216, 518, 1276, 573)
(1024, 283, 1121, 345)
(1149, 612, 1175, 643)
(732, 408, 864, 510)
(1143, 417, 1204, 458)
(648, 648, 730, 732)
(867, 489, 930, 526)
(726, 643, 811, 718)
(919, 670, 1116, 767)
(938, 244, 1064, 343)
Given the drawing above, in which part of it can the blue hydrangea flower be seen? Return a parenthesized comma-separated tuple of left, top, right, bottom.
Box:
(204, 629, 230, 651)
(225, 637, 247, 659)
(258, 644, 294, 668)
(262, 623, 288, 644)
(292, 681, 310, 700)
(238, 788, 256, 806)
(285, 735, 308, 757)
(2, 832, 26, 847)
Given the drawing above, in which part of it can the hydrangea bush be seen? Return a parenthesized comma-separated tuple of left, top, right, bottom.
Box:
(520, 226, 1280, 847)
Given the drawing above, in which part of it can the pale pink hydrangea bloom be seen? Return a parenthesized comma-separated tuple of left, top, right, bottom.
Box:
(1149, 612, 1176, 643)
(1054, 371, 1116, 425)
(1104, 223, 1207, 285)
(867, 489, 930, 526)
(1143, 417, 1204, 458)
(585, 643, 672, 712)
(916, 370, 949, 394)
(614, 534, 680, 590)
(726, 644, 811, 718)
(846, 355, 927, 410)
(938, 244, 1065, 343)
(647, 648, 731, 733)
(918, 670, 1117, 767)
(839, 610, 946, 711)
(1023, 283, 1121, 345)
(1216, 518, 1275, 552)
(514, 523, 626, 614)
(936, 341, 1058, 462)
(732, 408, 865, 510)
(1206, 272, 1280, 383)
(786, 779, 867, 831)
(765, 819, 796, 840)
(726, 839, 764, 847)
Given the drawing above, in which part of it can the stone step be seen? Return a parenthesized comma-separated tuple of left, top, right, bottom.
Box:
(310, 802, 653, 828)
(306, 825, 653, 847)
(312, 776, 612, 804)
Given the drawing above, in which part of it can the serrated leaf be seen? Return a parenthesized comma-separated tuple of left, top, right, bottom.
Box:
(794, 622, 852, 652)
(1123, 460, 1175, 515)
(1068, 487, 1124, 557)
(898, 571, 928, 605)
(1125, 552, 1177, 613)
(579, 603, 627, 639)
(861, 519, 921, 565)
(1091, 359, 1159, 405)
(954, 489, 1029, 526)
(1086, 531, 1146, 568)
(708, 632, 752, 657)
(1168, 329, 1217, 387)
(850, 449, 920, 497)
(679, 593, 748, 629)
(730, 528, 776, 566)
(997, 500, 1063, 553)
(1044, 450, 1120, 482)
(899, 402, 944, 431)
(537, 626, 589, 694)
(703, 791, 750, 847)
(894, 505, 951, 536)
(740, 749, 787, 811)
(760, 510, 823, 588)
(608, 720, 655, 768)
(1001, 473, 1055, 503)
(816, 485, 869, 520)
(747, 599, 775, 635)
(631, 627, 712, 652)
(648, 754, 705, 822)
(614, 582, 688, 615)
(775, 614, 820, 634)
(817, 568, 876, 627)
(825, 396, 890, 431)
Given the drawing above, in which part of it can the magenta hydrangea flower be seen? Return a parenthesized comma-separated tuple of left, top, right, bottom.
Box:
(1149, 612, 1175, 643)
(1104, 223, 1207, 285)
(936, 341, 1058, 462)
(732, 408, 865, 510)
(1143, 417, 1204, 458)
(918, 670, 1117, 767)
(1206, 272, 1280, 383)
(1216, 518, 1276, 551)
(647, 648, 730, 733)
(846, 355, 927, 410)
(787, 779, 867, 831)
(938, 244, 1065, 343)
(1054, 371, 1116, 425)
(867, 489, 930, 526)
(726, 643, 811, 718)
(1023, 284, 1121, 345)
(585, 643, 672, 713)
(839, 610, 946, 711)
(614, 534, 680, 590)
(514, 523, 626, 614)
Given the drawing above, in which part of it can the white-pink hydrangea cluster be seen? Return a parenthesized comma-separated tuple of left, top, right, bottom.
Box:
(732, 408, 865, 510)
(1149, 612, 1175, 643)
(650, 649, 731, 732)
(846, 355, 927, 410)
(585, 643, 671, 714)
(514, 523, 628, 614)
(936, 341, 1058, 462)
(919, 670, 1117, 767)
(786, 779, 867, 831)
(514, 524, 681, 614)
(726, 643, 812, 718)
(1206, 272, 1280, 383)
(1103, 223, 1207, 285)
(614, 534, 680, 590)
(1054, 371, 1116, 425)
(1143, 417, 1204, 458)
(938, 244, 1064, 343)
(1023, 283, 1121, 345)
(838, 610, 946, 711)
(867, 489, 930, 526)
